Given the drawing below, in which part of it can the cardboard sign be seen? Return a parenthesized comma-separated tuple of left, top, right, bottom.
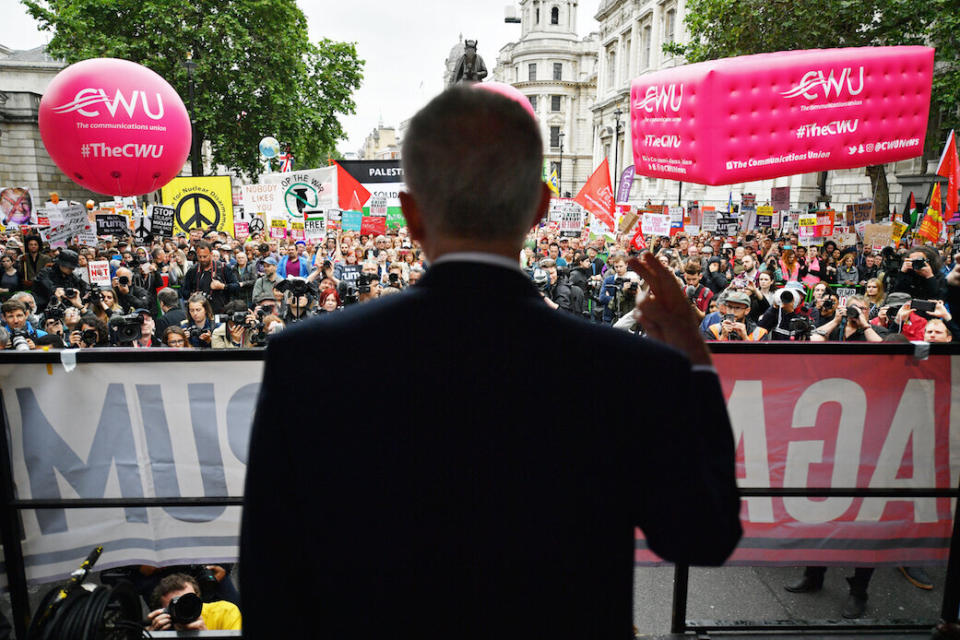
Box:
(360, 215, 386, 235)
(863, 223, 893, 250)
(641, 212, 671, 237)
(87, 260, 111, 287)
(242, 183, 281, 216)
(95, 214, 129, 236)
(617, 211, 638, 235)
(852, 200, 876, 225)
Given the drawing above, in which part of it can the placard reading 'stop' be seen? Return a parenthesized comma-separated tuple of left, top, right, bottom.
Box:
(630, 46, 934, 186)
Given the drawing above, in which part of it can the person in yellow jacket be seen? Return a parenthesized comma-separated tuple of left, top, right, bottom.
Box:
(707, 290, 768, 341)
(146, 573, 242, 631)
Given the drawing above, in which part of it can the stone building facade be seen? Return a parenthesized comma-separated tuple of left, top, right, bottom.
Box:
(493, 0, 598, 197)
(590, 0, 932, 213)
(0, 45, 102, 204)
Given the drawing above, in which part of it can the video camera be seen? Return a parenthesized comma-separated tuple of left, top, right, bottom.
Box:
(249, 309, 269, 346)
(772, 288, 802, 307)
(273, 276, 317, 299)
(338, 280, 360, 305)
(108, 312, 144, 344)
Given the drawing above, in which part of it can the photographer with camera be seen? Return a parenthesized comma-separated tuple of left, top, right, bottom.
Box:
(252, 256, 284, 306)
(68, 314, 110, 348)
(706, 291, 767, 341)
(34, 249, 88, 311)
(154, 288, 186, 338)
(357, 271, 381, 303)
(757, 284, 812, 341)
(538, 258, 586, 315)
(111, 266, 151, 313)
(681, 260, 714, 320)
(810, 290, 840, 327)
(811, 296, 882, 342)
(385, 263, 405, 290)
(598, 255, 631, 323)
(890, 247, 945, 301)
(180, 293, 216, 348)
(212, 300, 257, 348)
(146, 573, 241, 632)
(1, 299, 44, 350)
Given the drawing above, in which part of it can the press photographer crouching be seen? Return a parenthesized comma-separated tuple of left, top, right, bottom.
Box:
(275, 277, 318, 323)
(146, 573, 241, 632)
(212, 300, 257, 348)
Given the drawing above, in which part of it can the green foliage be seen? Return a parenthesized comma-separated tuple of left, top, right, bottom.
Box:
(24, 0, 364, 178)
(666, 0, 957, 139)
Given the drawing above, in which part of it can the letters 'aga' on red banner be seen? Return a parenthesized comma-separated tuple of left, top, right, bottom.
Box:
(636, 353, 958, 566)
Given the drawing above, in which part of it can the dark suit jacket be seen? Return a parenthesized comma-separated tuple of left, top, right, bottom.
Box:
(241, 260, 741, 638)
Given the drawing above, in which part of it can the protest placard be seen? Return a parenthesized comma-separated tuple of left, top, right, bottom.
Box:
(562, 202, 586, 236)
(304, 213, 326, 241)
(361, 215, 386, 235)
(339, 263, 361, 285)
(95, 214, 129, 236)
(771, 186, 791, 212)
(739, 205, 757, 231)
(741, 193, 756, 208)
(149, 205, 175, 237)
(641, 212, 671, 236)
(369, 195, 388, 216)
(863, 224, 893, 251)
(77, 224, 97, 248)
(386, 211, 405, 230)
(717, 216, 739, 235)
(87, 260, 110, 287)
(892, 220, 909, 245)
(234, 222, 250, 241)
(816, 209, 835, 237)
(668, 206, 684, 235)
(269, 218, 287, 239)
(341, 211, 362, 232)
(852, 200, 875, 225)
(701, 206, 717, 232)
(290, 221, 305, 241)
(242, 183, 281, 216)
(757, 205, 774, 228)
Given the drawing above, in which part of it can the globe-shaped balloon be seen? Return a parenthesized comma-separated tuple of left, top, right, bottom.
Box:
(38, 58, 192, 196)
(259, 136, 280, 159)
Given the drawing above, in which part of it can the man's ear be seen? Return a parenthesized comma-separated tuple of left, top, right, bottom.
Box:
(528, 182, 552, 231)
(399, 191, 426, 246)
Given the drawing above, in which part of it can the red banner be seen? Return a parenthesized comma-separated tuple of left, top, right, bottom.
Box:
(575, 159, 616, 232)
(360, 215, 386, 235)
(636, 353, 957, 566)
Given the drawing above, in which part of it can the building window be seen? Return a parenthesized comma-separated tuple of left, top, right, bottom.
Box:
(528, 63, 537, 81)
(551, 95, 561, 111)
(529, 95, 538, 111)
(550, 126, 561, 148)
(665, 8, 676, 45)
(642, 25, 652, 68)
(604, 143, 611, 162)
(606, 44, 617, 90)
(551, 6, 559, 24)
(622, 36, 632, 80)
(553, 62, 562, 80)
(536, 7, 540, 23)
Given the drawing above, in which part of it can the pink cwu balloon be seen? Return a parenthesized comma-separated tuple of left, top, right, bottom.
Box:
(39, 58, 192, 196)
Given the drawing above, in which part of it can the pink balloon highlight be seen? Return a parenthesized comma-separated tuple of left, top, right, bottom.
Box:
(630, 46, 934, 186)
(474, 81, 538, 120)
(39, 58, 192, 196)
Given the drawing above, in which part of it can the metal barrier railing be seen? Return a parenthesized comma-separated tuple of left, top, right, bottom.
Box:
(1, 345, 958, 638)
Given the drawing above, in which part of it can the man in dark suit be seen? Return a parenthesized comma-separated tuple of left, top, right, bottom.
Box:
(241, 86, 741, 638)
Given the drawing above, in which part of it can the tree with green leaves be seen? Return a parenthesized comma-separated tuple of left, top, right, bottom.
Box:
(24, 0, 364, 179)
(665, 0, 958, 215)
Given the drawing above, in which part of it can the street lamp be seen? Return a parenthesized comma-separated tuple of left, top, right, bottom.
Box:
(558, 131, 565, 198)
(612, 106, 623, 181)
(184, 52, 201, 177)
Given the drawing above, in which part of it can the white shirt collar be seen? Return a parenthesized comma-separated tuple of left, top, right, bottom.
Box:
(430, 252, 522, 273)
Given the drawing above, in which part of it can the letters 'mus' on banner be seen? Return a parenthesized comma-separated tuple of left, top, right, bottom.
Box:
(337, 160, 405, 222)
(161, 176, 235, 236)
(636, 354, 960, 567)
(630, 46, 934, 186)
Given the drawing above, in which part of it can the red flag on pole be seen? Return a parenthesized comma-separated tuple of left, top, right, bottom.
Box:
(937, 130, 960, 222)
(575, 159, 616, 232)
(918, 183, 943, 243)
(335, 162, 371, 212)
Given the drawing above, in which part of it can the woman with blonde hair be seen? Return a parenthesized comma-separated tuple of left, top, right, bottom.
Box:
(864, 277, 885, 318)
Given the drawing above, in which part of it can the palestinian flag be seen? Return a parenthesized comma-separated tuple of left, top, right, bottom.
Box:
(902, 191, 920, 229)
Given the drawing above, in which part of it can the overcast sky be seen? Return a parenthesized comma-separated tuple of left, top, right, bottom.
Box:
(1, 0, 602, 155)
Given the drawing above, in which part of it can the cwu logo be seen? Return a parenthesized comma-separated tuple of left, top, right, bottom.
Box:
(781, 67, 865, 101)
(52, 88, 165, 120)
(635, 84, 683, 114)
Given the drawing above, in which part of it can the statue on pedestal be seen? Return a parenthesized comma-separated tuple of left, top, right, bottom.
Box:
(453, 39, 488, 84)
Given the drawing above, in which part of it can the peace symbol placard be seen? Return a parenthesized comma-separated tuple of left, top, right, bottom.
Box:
(161, 176, 235, 235)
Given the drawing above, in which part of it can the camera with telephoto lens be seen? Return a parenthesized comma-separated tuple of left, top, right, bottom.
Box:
(388, 272, 400, 285)
(108, 312, 144, 344)
(249, 309, 268, 346)
(531, 268, 549, 290)
(164, 591, 203, 626)
(225, 311, 249, 326)
(81, 329, 99, 347)
(274, 276, 315, 299)
(188, 326, 206, 342)
(356, 273, 377, 295)
(9, 329, 31, 351)
(912, 258, 927, 271)
(44, 304, 66, 322)
(338, 281, 359, 305)
(821, 297, 835, 310)
(789, 316, 813, 338)
(64, 287, 77, 299)
(117, 275, 130, 287)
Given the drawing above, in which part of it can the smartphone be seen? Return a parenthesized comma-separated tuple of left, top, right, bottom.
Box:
(912, 299, 936, 313)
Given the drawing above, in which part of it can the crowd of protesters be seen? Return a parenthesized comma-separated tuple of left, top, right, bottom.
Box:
(1, 209, 959, 351)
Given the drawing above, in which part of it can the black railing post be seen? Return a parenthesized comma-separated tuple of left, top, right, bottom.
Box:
(941, 475, 960, 623)
(670, 563, 689, 634)
(0, 394, 31, 638)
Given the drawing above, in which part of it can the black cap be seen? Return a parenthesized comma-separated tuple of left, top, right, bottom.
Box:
(57, 249, 79, 269)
